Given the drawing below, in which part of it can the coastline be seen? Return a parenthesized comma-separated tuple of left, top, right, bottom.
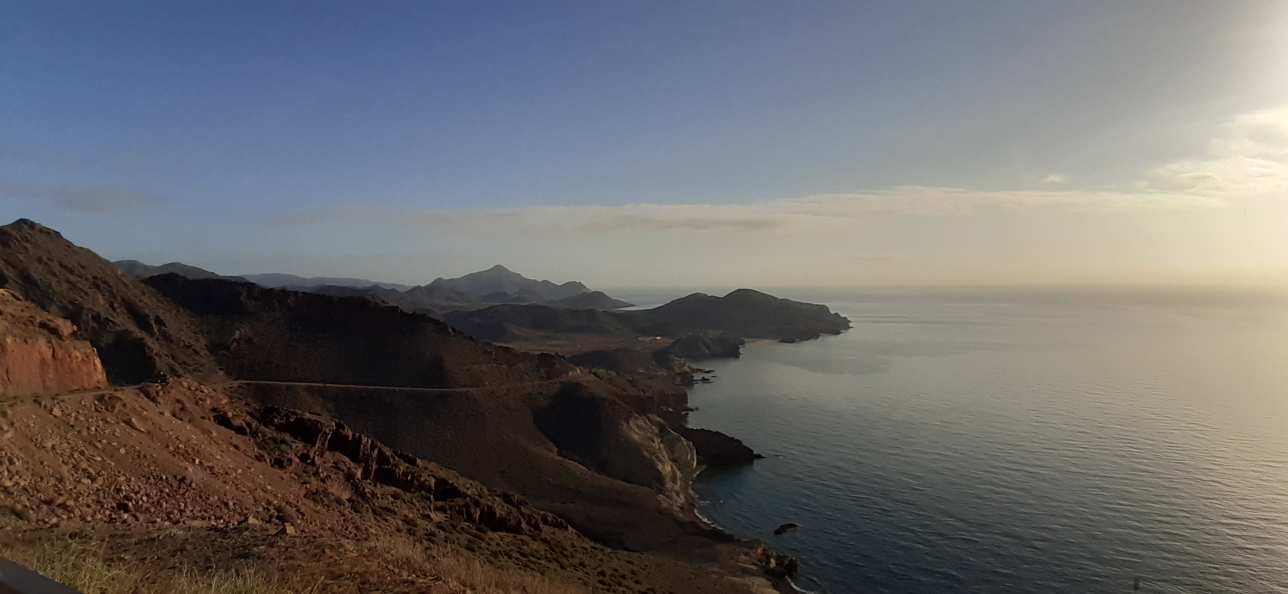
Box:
(679, 333, 848, 594)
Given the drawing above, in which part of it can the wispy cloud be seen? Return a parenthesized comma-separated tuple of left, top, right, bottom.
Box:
(1144, 106, 1288, 197)
(276, 185, 1222, 236)
(0, 182, 163, 213)
(277, 104, 1288, 238)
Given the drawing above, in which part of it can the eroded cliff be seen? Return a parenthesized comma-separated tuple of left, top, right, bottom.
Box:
(0, 288, 106, 397)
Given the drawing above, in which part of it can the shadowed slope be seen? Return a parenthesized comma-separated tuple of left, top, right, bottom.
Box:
(0, 219, 219, 384)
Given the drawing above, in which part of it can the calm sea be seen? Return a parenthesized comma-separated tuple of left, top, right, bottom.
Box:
(670, 289, 1288, 593)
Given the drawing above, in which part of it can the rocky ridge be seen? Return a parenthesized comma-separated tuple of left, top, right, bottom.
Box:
(0, 220, 219, 384)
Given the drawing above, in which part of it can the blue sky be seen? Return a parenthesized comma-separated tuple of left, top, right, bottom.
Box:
(2, 2, 1287, 287)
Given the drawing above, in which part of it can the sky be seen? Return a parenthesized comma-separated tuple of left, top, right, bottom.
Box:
(2, 1, 1287, 289)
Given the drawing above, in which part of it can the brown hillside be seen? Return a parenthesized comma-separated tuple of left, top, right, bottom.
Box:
(144, 273, 572, 388)
(0, 219, 218, 384)
(0, 380, 775, 593)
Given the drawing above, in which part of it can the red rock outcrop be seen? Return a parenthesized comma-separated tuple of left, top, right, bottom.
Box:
(0, 289, 106, 397)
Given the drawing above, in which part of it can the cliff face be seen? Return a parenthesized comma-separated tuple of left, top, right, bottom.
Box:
(0, 289, 106, 397)
(535, 383, 698, 514)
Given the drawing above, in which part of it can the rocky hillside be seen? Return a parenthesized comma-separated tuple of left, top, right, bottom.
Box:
(144, 274, 571, 388)
(0, 288, 106, 397)
(0, 218, 797, 591)
(0, 220, 219, 384)
(446, 303, 643, 342)
(0, 380, 777, 593)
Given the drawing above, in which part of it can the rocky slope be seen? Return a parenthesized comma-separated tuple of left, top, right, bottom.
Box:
(0, 380, 778, 593)
(137, 274, 740, 551)
(0, 288, 106, 397)
(143, 273, 570, 388)
(0, 220, 219, 384)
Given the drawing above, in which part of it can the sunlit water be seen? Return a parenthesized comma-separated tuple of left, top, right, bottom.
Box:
(676, 291, 1288, 593)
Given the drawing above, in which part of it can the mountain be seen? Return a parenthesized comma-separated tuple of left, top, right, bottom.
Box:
(112, 261, 630, 312)
(445, 288, 851, 346)
(238, 272, 411, 291)
(426, 264, 591, 302)
(644, 288, 851, 340)
(0, 220, 220, 383)
(111, 260, 409, 290)
(299, 265, 633, 313)
(114, 259, 227, 280)
(547, 290, 635, 309)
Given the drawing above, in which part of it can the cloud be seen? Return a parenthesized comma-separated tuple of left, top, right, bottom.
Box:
(278, 104, 1288, 237)
(0, 182, 163, 213)
(1144, 107, 1288, 198)
(277, 185, 1223, 237)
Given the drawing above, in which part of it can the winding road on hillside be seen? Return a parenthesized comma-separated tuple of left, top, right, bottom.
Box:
(4, 371, 585, 403)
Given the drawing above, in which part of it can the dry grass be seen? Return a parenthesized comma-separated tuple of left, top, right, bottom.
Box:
(363, 532, 590, 594)
(426, 549, 591, 594)
(0, 541, 319, 594)
(4, 534, 590, 594)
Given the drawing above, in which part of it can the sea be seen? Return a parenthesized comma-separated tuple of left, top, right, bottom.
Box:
(619, 287, 1288, 594)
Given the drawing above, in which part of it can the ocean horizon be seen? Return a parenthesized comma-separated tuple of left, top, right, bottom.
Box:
(668, 289, 1288, 593)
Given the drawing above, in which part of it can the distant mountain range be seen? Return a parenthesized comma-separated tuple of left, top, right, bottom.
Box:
(111, 260, 632, 312)
(114, 259, 234, 281)
(237, 272, 412, 291)
(445, 288, 851, 344)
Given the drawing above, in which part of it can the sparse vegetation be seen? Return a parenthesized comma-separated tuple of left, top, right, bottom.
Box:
(426, 548, 592, 594)
(364, 532, 592, 594)
(2, 536, 590, 594)
(0, 541, 319, 594)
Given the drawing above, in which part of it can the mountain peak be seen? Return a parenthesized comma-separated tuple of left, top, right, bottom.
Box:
(485, 264, 514, 273)
(3, 218, 61, 238)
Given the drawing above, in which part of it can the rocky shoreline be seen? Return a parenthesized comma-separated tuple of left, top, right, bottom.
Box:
(670, 332, 850, 591)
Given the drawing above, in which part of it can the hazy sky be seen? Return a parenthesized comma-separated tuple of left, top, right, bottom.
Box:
(2, 1, 1287, 288)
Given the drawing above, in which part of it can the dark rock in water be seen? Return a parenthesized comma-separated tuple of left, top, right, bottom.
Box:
(679, 427, 762, 466)
(773, 522, 800, 536)
(778, 337, 800, 344)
